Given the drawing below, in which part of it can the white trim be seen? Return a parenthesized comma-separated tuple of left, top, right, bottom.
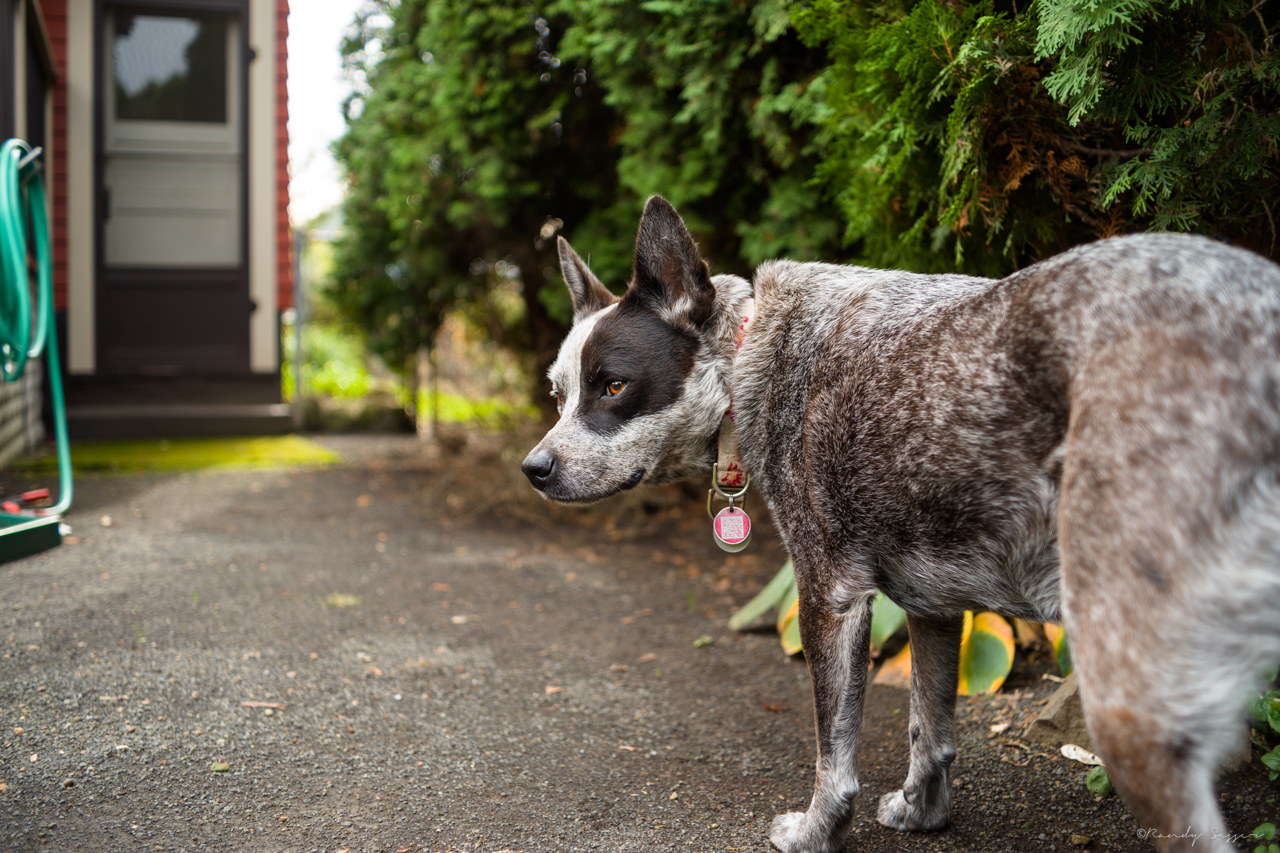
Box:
(248, 0, 278, 372)
(67, 0, 95, 374)
(13, 0, 26, 142)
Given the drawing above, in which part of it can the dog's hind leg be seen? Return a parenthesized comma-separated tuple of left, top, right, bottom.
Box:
(770, 583, 875, 853)
(877, 612, 963, 832)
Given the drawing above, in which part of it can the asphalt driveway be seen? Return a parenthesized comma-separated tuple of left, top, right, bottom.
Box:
(0, 434, 1273, 852)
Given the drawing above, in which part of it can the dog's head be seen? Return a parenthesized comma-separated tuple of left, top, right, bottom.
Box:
(521, 196, 750, 503)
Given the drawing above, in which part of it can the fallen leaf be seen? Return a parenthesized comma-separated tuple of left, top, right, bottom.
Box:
(762, 703, 790, 713)
(210, 762, 231, 773)
(639, 653, 657, 662)
(990, 722, 1011, 734)
(873, 642, 913, 689)
(356, 494, 373, 507)
(1061, 744, 1103, 766)
(544, 686, 562, 695)
(618, 745, 638, 751)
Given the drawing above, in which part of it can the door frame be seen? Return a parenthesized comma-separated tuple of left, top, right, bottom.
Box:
(93, 0, 252, 375)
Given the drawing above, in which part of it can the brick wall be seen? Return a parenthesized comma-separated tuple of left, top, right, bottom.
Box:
(43, 0, 65, 311)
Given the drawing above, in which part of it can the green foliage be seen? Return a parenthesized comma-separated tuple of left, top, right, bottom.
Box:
(727, 559, 797, 631)
(794, 0, 1280, 276)
(870, 590, 907, 650)
(729, 561, 1015, 696)
(330, 0, 589, 379)
(283, 323, 375, 400)
(332, 0, 1278, 404)
(415, 389, 539, 431)
(1251, 683, 1280, 781)
(331, 0, 844, 393)
(728, 559, 907, 656)
(1254, 821, 1279, 853)
(1086, 764, 1115, 797)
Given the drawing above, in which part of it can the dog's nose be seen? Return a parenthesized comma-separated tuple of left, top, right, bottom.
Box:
(521, 447, 558, 489)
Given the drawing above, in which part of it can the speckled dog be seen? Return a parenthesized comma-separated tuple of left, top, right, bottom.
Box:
(522, 196, 1280, 853)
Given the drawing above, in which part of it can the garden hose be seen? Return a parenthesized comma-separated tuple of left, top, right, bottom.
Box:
(0, 138, 71, 516)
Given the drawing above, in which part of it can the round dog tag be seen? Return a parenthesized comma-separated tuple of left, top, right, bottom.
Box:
(712, 506, 752, 552)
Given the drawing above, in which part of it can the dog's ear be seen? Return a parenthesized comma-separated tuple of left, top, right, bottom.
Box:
(629, 196, 715, 328)
(557, 237, 616, 320)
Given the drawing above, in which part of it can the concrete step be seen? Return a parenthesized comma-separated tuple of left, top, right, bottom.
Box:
(67, 403, 294, 440)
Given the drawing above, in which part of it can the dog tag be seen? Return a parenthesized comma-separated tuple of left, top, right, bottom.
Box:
(712, 506, 752, 552)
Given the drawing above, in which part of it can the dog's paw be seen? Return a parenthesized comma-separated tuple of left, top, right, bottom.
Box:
(768, 812, 841, 853)
(876, 789, 950, 832)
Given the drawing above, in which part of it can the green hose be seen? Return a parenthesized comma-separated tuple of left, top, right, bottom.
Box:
(0, 138, 71, 516)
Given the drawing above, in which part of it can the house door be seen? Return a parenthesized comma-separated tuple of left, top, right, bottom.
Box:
(98, 2, 250, 374)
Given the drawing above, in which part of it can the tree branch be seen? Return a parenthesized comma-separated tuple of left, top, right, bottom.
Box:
(1060, 141, 1152, 159)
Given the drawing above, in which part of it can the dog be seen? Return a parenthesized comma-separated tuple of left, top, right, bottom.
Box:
(522, 196, 1280, 853)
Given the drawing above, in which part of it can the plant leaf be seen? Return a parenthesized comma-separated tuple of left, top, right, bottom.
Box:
(1261, 747, 1280, 780)
(728, 559, 796, 632)
(1043, 622, 1074, 676)
(779, 598, 803, 656)
(1248, 693, 1269, 729)
(873, 641, 913, 689)
(957, 611, 1015, 695)
(776, 578, 799, 636)
(1254, 823, 1276, 842)
(1086, 765, 1114, 797)
(871, 592, 907, 651)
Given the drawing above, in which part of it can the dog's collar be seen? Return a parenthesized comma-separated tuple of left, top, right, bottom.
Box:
(714, 297, 756, 491)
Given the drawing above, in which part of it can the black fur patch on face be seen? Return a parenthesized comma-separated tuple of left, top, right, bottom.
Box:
(576, 301, 698, 436)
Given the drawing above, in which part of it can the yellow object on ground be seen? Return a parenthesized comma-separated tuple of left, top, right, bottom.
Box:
(17, 435, 340, 473)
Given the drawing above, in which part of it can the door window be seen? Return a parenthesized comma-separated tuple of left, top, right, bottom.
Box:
(103, 8, 241, 268)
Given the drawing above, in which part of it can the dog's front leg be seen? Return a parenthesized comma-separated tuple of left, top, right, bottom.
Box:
(877, 612, 962, 832)
(770, 586, 874, 853)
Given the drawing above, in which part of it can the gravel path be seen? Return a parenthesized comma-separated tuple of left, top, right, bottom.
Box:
(0, 434, 1274, 852)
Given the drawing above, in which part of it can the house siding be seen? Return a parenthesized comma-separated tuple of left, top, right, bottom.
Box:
(276, 0, 290, 310)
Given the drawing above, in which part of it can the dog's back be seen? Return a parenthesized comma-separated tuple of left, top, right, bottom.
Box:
(734, 232, 1280, 851)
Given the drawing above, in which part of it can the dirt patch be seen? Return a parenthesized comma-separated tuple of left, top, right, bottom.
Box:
(0, 431, 1274, 852)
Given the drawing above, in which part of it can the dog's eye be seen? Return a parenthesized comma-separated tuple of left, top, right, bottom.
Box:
(605, 380, 627, 397)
